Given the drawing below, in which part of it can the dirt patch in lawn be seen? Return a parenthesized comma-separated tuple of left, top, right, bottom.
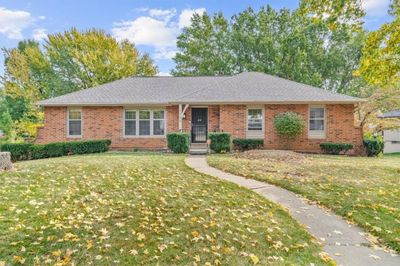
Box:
(234, 149, 308, 163)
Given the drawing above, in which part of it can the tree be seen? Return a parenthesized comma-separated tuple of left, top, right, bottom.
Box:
(173, 6, 365, 95)
(299, 0, 365, 29)
(0, 28, 158, 139)
(173, 13, 233, 76)
(355, 1, 400, 131)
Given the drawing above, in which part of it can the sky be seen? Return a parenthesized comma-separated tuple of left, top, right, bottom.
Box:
(0, 0, 394, 77)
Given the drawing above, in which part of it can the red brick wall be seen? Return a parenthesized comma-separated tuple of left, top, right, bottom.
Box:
(37, 104, 362, 153)
(264, 104, 363, 153)
(219, 105, 247, 138)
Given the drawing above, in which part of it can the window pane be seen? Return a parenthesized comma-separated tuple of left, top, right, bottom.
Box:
(310, 108, 324, 119)
(153, 110, 164, 119)
(139, 121, 150, 135)
(248, 120, 262, 130)
(125, 120, 136, 135)
(125, 111, 136, 120)
(139, 110, 150, 119)
(310, 120, 324, 131)
(69, 110, 81, 120)
(248, 109, 262, 119)
(248, 109, 262, 130)
(69, 120, 81, 136)
(153, 120, 165, 135)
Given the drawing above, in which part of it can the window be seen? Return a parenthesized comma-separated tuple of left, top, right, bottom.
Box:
(309, 106, 325, 138)
(139, 111, 150, 136)
(125, 111, 136, 136)
(153, 110, 165, 135)
(247, 109, 263, 131)
(124, 109, 166, 137)
(68, 109, 82, 137)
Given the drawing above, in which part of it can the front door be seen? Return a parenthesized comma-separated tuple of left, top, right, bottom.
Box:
(191, 108, 208, 143)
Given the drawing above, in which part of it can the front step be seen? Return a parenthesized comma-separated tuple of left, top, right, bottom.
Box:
(189, 143, 208, 155)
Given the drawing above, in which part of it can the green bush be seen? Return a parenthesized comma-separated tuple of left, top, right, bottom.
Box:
(363, 139, 384, 157)
(0, 143, 33, 161)
(233, 138, 264, 151)
(167, 132, 190, 153)
(209, 132, 231, 153)
(30, 145, 48, 159)
(320, 142, 353, 155)
(0, 140, 111, 161)
(273, 112, 305, 138)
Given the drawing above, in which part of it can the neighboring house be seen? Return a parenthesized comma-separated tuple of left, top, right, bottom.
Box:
(37, 72, 363, 153)
(379, 110, 400, 154)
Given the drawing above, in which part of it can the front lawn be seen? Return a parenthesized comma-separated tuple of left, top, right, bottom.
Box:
(0, 153, 330, 265)
(208, 153, 400, 253)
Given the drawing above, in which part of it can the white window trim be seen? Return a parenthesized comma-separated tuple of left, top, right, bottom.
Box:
(123, 108, 167, 138)
(308, 105, 326, 139)
(246, 106, 264, 139)
(67, 107, 83, 138)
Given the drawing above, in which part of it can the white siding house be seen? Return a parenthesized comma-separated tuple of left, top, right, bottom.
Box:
(379, 110, 400, 154)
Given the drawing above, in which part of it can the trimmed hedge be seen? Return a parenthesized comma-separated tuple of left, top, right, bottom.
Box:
(273, 112, 305, 139)
(167, 132, 190, 153)
(233, 138, 264, 151)
(320, 142, 353, 155)
(0, 143, 33, 161)
(209, 132, 231, 153)
(363, 139, 384, 157)
(0, 140, 111, 161)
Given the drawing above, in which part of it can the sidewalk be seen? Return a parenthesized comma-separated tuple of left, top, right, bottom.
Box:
(185, 155, 399, 266)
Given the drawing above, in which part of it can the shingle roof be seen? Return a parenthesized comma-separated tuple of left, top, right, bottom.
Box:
(379, 110, 400, 118)
(38, 72, 362, 106)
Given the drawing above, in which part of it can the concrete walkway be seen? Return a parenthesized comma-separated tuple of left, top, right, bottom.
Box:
(186, 156, 399, 266)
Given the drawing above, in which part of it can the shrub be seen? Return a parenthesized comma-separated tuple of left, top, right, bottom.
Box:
(273, 112, 305, 139)
(233, 138, 264, 151)
(0, 140, 111, 161)
(167, 132, 190, 153)
(320, 142, 353, 155)
(0, 143, 33, 161)
(209, 132, 231, 153)
(363, 139, 384, 157)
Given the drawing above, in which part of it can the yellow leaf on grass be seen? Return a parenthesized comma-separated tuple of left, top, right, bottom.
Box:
(194, 255, 201, 262)
(191, 231, 199, 238)
(129, 249, 138, 255)
(249, 254, 259, 265)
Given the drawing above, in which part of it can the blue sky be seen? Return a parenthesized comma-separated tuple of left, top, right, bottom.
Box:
(0, 0, 394, 77)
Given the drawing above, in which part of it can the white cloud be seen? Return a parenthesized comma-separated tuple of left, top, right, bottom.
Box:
(112, 7, 206, 60)
(178, 8, 206, 29)
(362, 0, 390, 17)
(157, 71, 172, 76)
(154, 47, 178, 60)
(38, 15, 46, 20)
(0, 7, 32, 39)
(32, 28, 47, 41)
(112, 16, 178, 48)
(148, 8, 176, 21)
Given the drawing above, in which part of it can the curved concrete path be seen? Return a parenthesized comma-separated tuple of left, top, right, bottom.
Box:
(186, 156, 399, 266)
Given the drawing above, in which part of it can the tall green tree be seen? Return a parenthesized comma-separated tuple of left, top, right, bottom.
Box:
(0, 28, 158, 139)
(173, 5, 366, 95)
(173, 13, 233, 76)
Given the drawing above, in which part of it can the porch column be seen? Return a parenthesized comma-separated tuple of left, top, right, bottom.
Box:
(178, 104, 189, 132)
(178, 104, 183, 131)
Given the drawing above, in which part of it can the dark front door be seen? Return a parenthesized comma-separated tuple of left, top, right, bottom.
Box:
(191, 108, 208, 143)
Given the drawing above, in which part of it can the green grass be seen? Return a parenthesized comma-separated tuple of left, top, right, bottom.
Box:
(208, 154, 400, 253)
(0, 153, 331, 265)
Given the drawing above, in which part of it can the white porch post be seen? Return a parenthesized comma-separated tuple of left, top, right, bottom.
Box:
(178, 104, 183, 131)
(178, 104, 189, 132)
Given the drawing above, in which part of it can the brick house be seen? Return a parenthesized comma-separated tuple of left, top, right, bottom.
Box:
(37, 72, 363, 153)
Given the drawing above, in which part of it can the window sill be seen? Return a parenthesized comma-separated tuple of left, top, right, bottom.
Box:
(308, 133, 326, 139)
(67, 135, 82, 138)
(123, 135, 166, 139)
